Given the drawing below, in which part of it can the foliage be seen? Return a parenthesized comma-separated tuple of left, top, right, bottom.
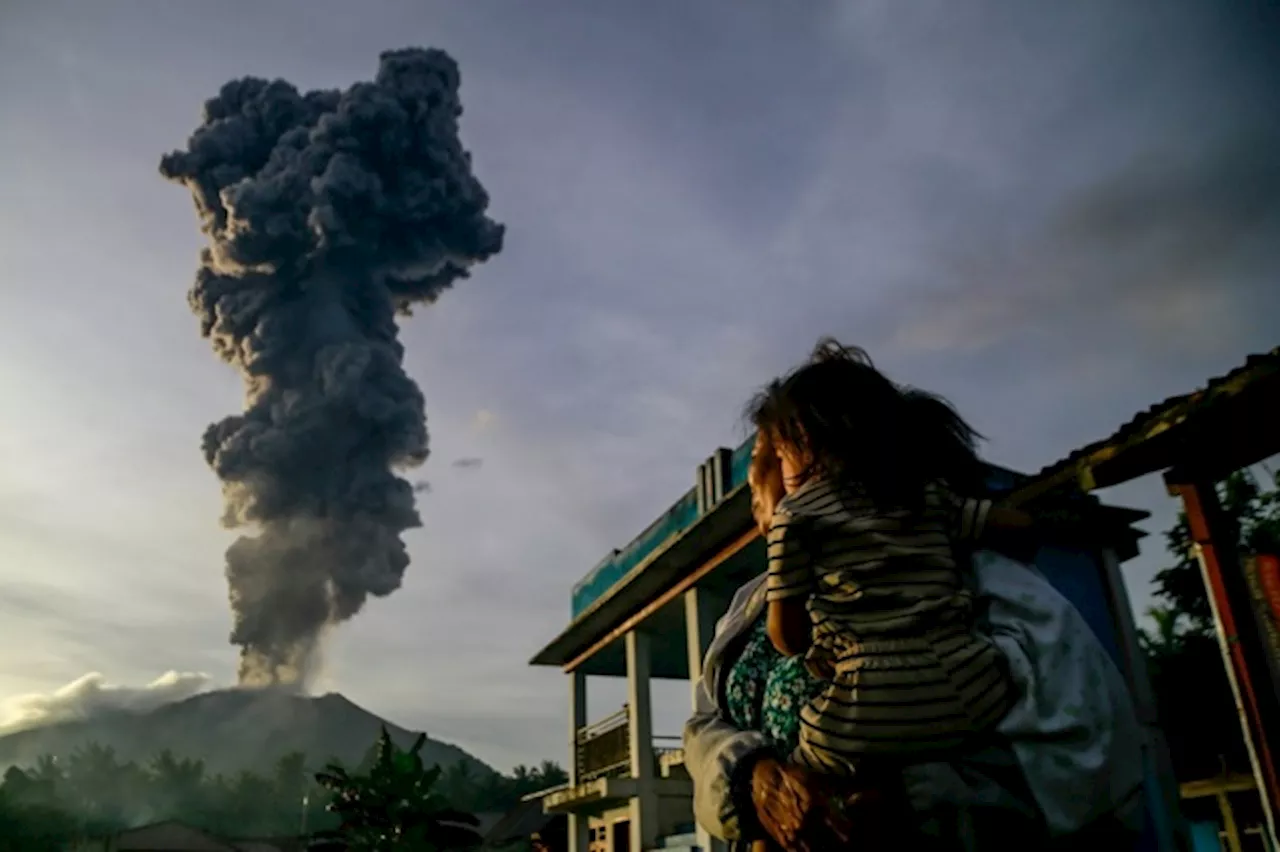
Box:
(440, 758, 567, 815)
(1151, 468, 1280, 636)
(0, 731, 566, 849)
(0, 744, 329, 847)
(1142, 467, 1280, 780)
(315, 726, 482, 850)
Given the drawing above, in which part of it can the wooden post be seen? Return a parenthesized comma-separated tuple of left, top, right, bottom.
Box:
(1180, 771, 1257, 852)
(1168, 475, 1280, 847)
(1217, 788, 1243, 852)
(1099, 547, 1182, 852)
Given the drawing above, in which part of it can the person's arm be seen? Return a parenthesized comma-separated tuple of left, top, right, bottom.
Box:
(945, 489, 1041, 562)
(765, 512, 814, 657)
(684, 674, 774, 843)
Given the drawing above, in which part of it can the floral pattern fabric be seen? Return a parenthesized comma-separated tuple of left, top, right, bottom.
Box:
(723, 617, 828, 756)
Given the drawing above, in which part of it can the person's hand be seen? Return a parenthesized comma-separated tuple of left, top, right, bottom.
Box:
(798, 785, 890, 851)
(750, 757, 852, 851)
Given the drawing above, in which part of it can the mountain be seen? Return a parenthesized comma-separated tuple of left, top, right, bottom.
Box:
(0, 688, 494, 778)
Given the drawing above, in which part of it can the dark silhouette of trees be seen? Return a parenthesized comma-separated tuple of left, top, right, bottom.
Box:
(0, 730, 567, 850)
(1141, 467, 1280, 781)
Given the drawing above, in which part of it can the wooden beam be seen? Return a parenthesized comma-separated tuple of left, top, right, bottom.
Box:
(564, 528, 759, 673)
(1179, 773, 1257, 800)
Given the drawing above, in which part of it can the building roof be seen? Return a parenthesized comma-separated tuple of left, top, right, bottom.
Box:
(231, 839, 305, 852)
(75, 821, 306, 852)
(1013, 347, 1280, 504)
(482, 799, 561, 847)
(94, 820, 236, 851)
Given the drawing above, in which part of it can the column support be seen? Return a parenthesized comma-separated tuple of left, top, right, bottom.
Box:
(684, 587, 727, 850)
(684, 587, 721, 708)
(627, 629, 659, 851)
(567, 669, 590, 852)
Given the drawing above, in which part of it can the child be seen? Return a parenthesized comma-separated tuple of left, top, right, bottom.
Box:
(748, 338, 1032, 778)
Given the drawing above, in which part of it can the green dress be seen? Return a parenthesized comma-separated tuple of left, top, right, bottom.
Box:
(723, 617, 829, 756)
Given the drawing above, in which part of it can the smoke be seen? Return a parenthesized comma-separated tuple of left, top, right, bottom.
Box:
(160, 48, 504, 687)
(0, 672, 215, 734)
(451, 457, 484, 470)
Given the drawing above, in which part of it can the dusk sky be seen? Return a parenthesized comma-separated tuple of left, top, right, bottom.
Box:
(1, 0, 1277, 772)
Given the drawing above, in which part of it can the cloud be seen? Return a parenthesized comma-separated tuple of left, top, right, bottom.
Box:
(0, 671, 217, 734)
(887, 128, 1280, 358)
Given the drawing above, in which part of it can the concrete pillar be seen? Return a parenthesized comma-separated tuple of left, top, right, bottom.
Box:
(684, 586, 727, 851)
(568, 669, 590, 852)
(684, 587, 721, 708)
(627, 630, 659, 850)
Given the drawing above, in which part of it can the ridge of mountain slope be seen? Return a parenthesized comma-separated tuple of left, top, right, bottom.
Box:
(0, 688, 493, 777)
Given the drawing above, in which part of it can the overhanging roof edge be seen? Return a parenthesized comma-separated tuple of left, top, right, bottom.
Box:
(529, 485, 753, 668)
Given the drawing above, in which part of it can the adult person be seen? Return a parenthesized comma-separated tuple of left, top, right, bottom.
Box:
(683, 435, 1147, 851)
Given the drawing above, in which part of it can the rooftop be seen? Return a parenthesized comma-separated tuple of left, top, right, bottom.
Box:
(1013, 347, 1280, 504)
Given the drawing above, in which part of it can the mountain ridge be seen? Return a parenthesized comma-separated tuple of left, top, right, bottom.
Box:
(0, 688, 494, 778)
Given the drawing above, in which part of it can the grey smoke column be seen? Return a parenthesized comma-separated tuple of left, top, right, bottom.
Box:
(160, 49, 504, 687)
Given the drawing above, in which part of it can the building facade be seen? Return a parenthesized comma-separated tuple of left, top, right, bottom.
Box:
(530, 434, 1179, 852)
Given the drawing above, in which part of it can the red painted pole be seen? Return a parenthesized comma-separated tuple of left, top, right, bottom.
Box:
(1172, 480, 1280, 843)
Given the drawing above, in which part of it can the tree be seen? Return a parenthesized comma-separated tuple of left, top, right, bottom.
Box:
(149, 749, 207, 820)
(1151, 468, 1280, 636)
(0, 766, 76, 852)
(1143, 466, 1280, 780)
(315, 726, 483, 851)
(0, 733, 561, 846)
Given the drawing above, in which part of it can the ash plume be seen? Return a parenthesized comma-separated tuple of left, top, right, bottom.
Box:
(160, 48, 504, 687)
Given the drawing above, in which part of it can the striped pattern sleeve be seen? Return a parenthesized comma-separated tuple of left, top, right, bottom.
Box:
(945, 488, 993, 544)
(765, 511, 813, 602)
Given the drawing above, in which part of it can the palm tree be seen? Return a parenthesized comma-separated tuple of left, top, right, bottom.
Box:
(64, 742, 126, 828)
(149, 749, 207, 817)
(536, 761, 567, 787)
(314, 727, 482, 850)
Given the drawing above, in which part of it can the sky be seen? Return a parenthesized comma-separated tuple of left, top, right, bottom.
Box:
(0, 0, 1277, 772)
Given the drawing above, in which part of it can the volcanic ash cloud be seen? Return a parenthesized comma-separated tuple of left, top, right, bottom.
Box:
(160, 48, 504, 687)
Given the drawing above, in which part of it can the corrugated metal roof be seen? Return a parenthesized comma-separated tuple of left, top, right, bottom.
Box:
(1027, 347, 1280, 490)
(482, 799, 560, 846)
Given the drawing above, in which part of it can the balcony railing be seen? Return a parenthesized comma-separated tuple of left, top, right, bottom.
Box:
(575, 710, 686, 782)
(576, 709, 630, 781)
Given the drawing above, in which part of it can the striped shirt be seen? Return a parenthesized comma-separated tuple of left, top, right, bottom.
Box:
(765, 476, 1014, 772)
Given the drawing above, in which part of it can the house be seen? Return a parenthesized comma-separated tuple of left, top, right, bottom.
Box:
(69, 820, 236, 852)
(69, 821, 305, 852)
(482, 796, 567, 849)
(1018, 347, 1280, 848)
(528, 429, 1185, 852)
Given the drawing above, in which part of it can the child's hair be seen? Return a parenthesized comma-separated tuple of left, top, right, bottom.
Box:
(745, 338, 986, 508)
